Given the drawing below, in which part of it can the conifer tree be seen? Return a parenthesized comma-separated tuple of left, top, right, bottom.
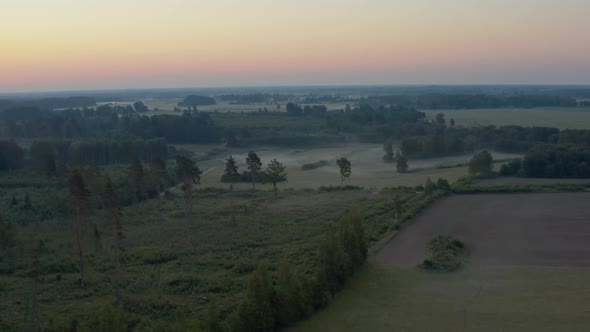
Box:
(246, 151, 262, 192)
(175, 156, 201, 222)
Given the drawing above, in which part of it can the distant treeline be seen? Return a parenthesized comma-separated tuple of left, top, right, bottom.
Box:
(0, 138, 167, 174)
(177, 95, 216, 108)
(365, 94, 577, 110)
(0, 107, 222, 143)
(400, 125, 560, 158)
(0, 96, 96, 111)
(2, 100, 590, 156)
(501, 144, 590, 178)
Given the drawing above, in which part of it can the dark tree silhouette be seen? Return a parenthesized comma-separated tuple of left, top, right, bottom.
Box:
(468, 150, 493, 175)
(383, 142, 394, 162)
(424, 177, 435, 196)
(246, 151, 262, 192)
(395, 150, 408, 173)
(265, 159, 287, 198)
(336, 157, 351, 186)
(175, 156, 201, 222)
(222, 155, 240, 184)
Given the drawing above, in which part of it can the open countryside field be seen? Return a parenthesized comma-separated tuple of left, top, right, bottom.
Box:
(296, 193, 590, 331)
(424, 107, 590, 129)
(176, 143, 521, 189)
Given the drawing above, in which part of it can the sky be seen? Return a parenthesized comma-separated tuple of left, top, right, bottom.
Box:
(1, 0, 590, 93)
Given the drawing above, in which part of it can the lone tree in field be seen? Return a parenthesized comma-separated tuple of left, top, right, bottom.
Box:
(468, 150, 493, 175)
(435, 112, 446, 125)
(129, 155, 144, 205)
(382, 142, 394, 162)
(222, 155, 240, 183)
(265, 159, 287, 198)
(175, 156, 201, 222)
(149, 158, 167, 215)
(68, 169, 90, 287)
(246, 151, 262, 192)
(395, 150, 408, 173)
(337, 157, 352, 186)
(424, 177, 435, 196)
(103, 177, 124, 302)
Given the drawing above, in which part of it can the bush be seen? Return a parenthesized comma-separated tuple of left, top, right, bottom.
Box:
(421, 236, 467, 271)
(301, 160, 330, 171)
(500, 158, 523, 176)
(318, 185, 363, 192)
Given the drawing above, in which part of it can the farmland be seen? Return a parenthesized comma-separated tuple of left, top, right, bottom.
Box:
(424, 107, 590, 130)
(296, 193, 590, 331)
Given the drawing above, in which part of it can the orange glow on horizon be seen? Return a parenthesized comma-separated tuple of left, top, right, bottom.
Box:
(1, 0, 589, 92)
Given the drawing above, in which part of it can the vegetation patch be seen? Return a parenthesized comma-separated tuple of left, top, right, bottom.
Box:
(421, 236, 468, 271)
(301, 160, 330, 170)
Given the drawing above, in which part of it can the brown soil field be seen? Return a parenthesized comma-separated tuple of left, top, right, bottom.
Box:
(377, 193, 590, 267)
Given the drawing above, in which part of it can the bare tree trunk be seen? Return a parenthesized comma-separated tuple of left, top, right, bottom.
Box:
(29, 248, 41, 332)
(111, 213, 122, 302)
(251, 179, 256, 192)
(273, 183, 277, 199)
(157, 182, 162, 219)
(74, 211, 85, 287)
(184, 185, 192, 223)
(188, 188, 192, 222)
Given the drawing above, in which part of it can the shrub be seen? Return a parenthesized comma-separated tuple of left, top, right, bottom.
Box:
(421, 236, 467, 271)
(301, 160, 330, 171)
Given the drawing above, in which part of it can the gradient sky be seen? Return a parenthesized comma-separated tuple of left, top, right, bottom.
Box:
(1, 0, 590, 92)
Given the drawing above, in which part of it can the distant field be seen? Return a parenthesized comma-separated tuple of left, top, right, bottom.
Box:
(424, 107, 590, 129)
(295, 192, 590, 331)
(474, 177, 590, 187)
(141, 100, 350, 114)
(377, 193, 590, 267)
(294, 264, 590, 332)
(174, 143, 521, 189)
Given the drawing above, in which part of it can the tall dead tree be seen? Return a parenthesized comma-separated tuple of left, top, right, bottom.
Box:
(150, 158, 167, 217)
(68, 169, 90, 287)
(129, 154, 144, 206)
(103, 177, 124, 302)
(175, 156, 201, 223)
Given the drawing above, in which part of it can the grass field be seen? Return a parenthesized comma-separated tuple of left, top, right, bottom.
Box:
(295, 192, 590, 331)
(294, 264, 590, 332)
(424, 107, 590, 129)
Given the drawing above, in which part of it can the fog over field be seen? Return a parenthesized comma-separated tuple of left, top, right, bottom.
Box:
(3, 0, 590, 330)
(194, 143, 521, 189)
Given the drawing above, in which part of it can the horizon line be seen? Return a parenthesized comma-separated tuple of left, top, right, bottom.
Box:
(3, 83, 590, 97)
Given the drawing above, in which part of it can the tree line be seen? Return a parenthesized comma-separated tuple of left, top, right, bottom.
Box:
(501, 145, 590, 178)
(0, 138, 167, 174)
(233, 211, 367, 331)
(365, 94, 577, 110)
